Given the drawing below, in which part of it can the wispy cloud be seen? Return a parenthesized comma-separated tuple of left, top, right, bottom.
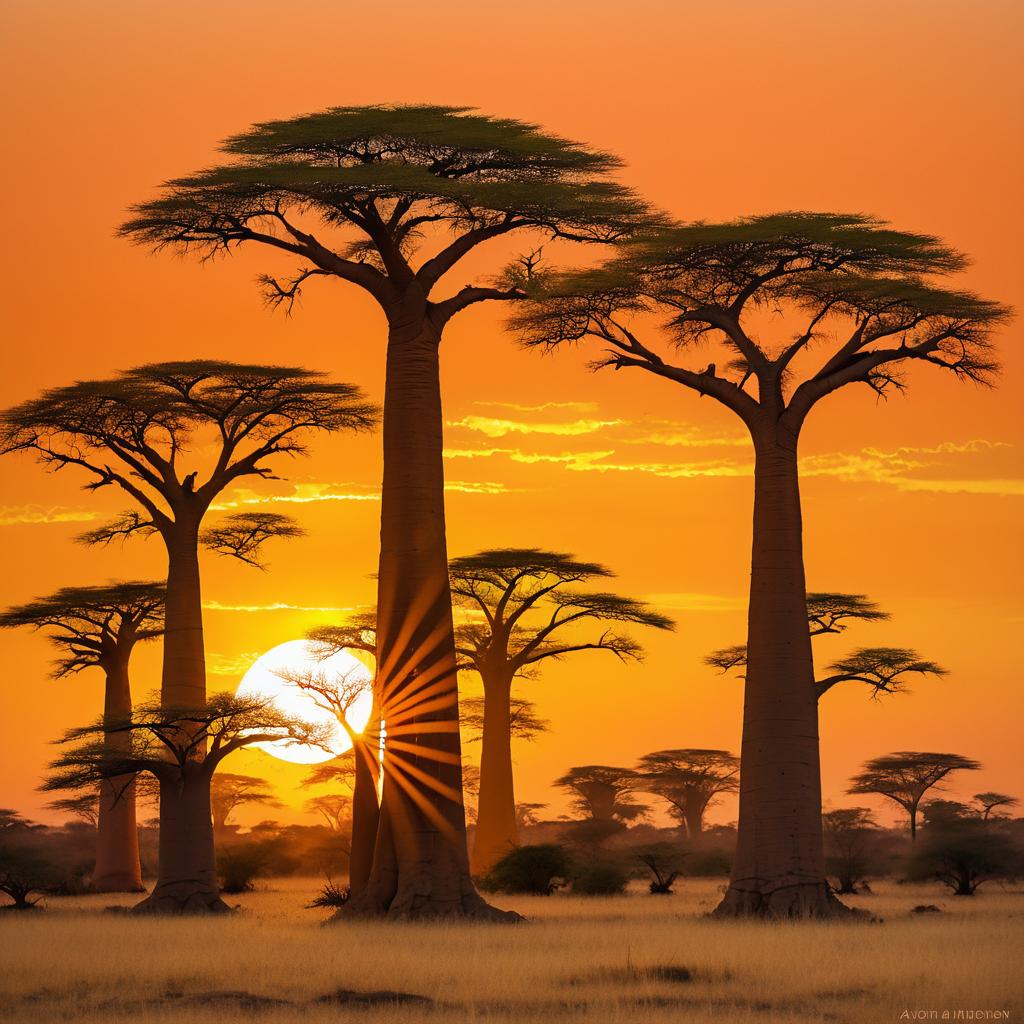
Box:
(0, 505, 98, 526)
(623, 429, 749, 449)
(444, 480, 512, 495)
(473, 400, 599, 413)
(203, 600, 365, 613)
(212, 483, 380, 511)
(207, 651, 261, 677)
(448, 415, 622, 438)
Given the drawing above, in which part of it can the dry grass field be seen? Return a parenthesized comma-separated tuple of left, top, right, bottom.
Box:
(1, 878, 1021, 1024)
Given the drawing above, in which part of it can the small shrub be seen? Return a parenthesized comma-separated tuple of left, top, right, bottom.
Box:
(306, 878, 350, 909)
(572, 861, 628, 895)
(481, 844, 570, 895)
(217, 843, 272, 893)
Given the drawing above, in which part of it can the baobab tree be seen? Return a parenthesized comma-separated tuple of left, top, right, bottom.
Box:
(706, 591, 945, 700)
(281, 662, 377, 888)
(514, 213, 1008, 916)
(633, 749, 739, 839)
(120, 105, 648, 919)
(0, 362, 376, 912)
(211, 774, 281, 837)
(0, 582, 164, 891)
(45, 693, 328, 912)
(449, 548, 672, 874)
(847, 751, 982, 840)
(306, 616, 380, 893)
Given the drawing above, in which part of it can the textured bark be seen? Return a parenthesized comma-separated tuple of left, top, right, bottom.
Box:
(93, 656, 144, 893)
(132, 768, 228, 914)
(133, 519, 225, 913)
(471, 671, 518, 876)
(340, 303, 516, 921)
(714, 430, 851, 918)
(348, 731, 380, 892)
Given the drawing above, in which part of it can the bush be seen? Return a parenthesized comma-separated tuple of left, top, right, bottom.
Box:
(306, 877, 350, 909)
(481, 844, 570, 895)
(908, 819, 1022, 895)
(572, 861, 628, 895)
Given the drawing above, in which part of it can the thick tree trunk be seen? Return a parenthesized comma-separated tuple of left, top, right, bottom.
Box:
(348, 731, 380, 892)
(471, 671, 518, 876)
(683, 801, 704, 843)
(340, 305, 515, 921)
(93, 656, 144, 892)
(132, 767, 228, 914)
(714, 431, 850, 918)
(134, 520, 225, 914)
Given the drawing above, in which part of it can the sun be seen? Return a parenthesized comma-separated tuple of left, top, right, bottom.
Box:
(234, 639, 373, 765)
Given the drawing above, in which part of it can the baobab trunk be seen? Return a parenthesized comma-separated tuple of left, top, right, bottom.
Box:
(135, 768, 227, 914)
(683, 801, 704, 843)
(93, 655, 144, 892)
(348, 730, 380, 892)
(471, 672, 519, 876)
(133, 520, 226, 913)
(342, 301, 514, 920)
(714, 429, 848, 917)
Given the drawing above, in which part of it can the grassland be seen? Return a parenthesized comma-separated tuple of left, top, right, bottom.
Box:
(1, 878, 1021, 1023)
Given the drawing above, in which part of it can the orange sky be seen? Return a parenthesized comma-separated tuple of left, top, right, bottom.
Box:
(1, 0, 1022, 832)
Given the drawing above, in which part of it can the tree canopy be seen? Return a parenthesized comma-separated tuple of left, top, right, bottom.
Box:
(199, 512, 305, 569)
(119, 105, 650, 319)
(459, 696, 550, 743)
(0, 362, 378, 536)
(512, 213, 1009, 428)
(0, 582, 165, 676)
(554, 765, 646, 823)
(449, 548, 673, 677)
(633, 749, 739, 833)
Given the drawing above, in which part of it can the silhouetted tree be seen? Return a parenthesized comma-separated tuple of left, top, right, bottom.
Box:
(973, 792, 1020, 820)
(909, 814, 1022, 895)
(305, 794, 352, 834)
(120, 105, 648, 920)
(515, 802, 548, 829)
(847, 752, 982, 841)
(211, 773, 281, 836)
(514, 213, 1008, 916)
(460, 696, 550, 744)
(0, 582, 164, 891)
(706, 592, 945, 700)
(306, 618, 380, 891)
(47, 792, 100, 828)
(822, 807, 880, 894)
(1, 362, 376, 913)
(44, 693, 328, 913)
(449, 548, 672, 874)
(555, 765, 646, 848)
(633, 749, 739, 839)
(281, 661, 377, 888)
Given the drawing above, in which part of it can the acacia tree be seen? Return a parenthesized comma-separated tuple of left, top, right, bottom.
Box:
(45, 694, 327, 912)
(449, 548, 672, 874)
(555, 765, 646, 848)
(821, 807, 881, 894)
(633, 749, 739, 839)
(973, 792, 1019, 820)
(200, 512, 306, 570)
(120, 105, 647, 919)
(514, 213, 1008, 916)
(0, 582, 164, 892)
(707, 591, 945, 700)
(0, 362, 376, 912)
(211, 774, 281, 837)
(281, 661, 377, 887)
(847, 752, 982, 840)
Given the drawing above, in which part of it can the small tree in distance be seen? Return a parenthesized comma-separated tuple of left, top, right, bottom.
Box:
(211, 774, 282, 837)
(633, 749, 739, 839)
(973, 792, 1020, 820)
(822, 807, 880, 895)
(847, 752, 982, 840)
(449, 548, 672, 874)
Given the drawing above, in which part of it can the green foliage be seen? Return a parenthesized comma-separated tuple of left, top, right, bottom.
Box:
(481, 844, 570, 895)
